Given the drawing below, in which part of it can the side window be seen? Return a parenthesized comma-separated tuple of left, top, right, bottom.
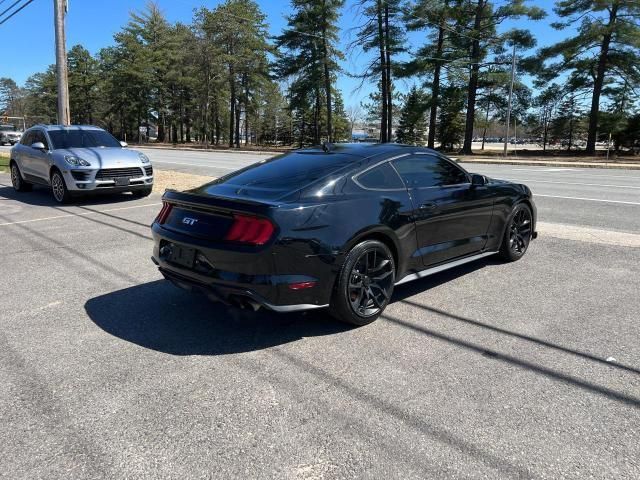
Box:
(355, 162, 405, 190)
(20, 131, 33, 146)
(32, 130, 49, 149)
(40, 131, 50, 150)
(392, 154, 468, 188)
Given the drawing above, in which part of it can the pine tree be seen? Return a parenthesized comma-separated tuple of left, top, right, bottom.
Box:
(531, 84, 563, 151)
(0, 78, 27, 120)
(539, 0, 640, 154)
(23, 67, 58, 124)
(277, 0, 344, 143)
(454, 0, 545, 154)
(402, 0, 457, 148)
(395, 87, 429, 145)
(551, 90, 586, 151)
(67, 45, 100, 125)
(438, 84, 465, 150)
(351, 0, 405, 143)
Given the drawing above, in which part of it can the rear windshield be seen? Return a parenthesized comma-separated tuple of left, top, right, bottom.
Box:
(213, 152, 355, 191)
(48, 129, 122, 149)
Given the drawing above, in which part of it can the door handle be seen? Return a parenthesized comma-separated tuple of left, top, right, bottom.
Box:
(419, 202, 438, 210)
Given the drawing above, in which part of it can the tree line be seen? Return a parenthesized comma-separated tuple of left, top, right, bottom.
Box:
(0, 0, 639, 154)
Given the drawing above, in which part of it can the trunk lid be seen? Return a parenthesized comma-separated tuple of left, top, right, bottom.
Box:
(159, 189, 280, 243)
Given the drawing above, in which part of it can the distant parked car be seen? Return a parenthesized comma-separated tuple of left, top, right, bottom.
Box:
(9, 125, 154, 203)
(0, 124, 22, 145)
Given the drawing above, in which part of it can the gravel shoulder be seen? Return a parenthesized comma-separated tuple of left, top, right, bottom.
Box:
(152, 169, 213, 193)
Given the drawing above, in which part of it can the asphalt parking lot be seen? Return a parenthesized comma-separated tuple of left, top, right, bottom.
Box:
(1, 154, 639, 479)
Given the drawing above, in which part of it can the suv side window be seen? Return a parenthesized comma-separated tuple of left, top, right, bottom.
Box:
(355, 162, 405, 190)
(392, 154, 468, 188)
(20, 131, 33, 146)
(32, 130, 49, 149)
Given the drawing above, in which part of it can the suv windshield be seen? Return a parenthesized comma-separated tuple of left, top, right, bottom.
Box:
(0, 125, 16, 132)
(48, 129, 122, 149)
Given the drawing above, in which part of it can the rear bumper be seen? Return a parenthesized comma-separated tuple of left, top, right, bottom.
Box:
(155, 262, 327, 312)
(151, 224, 332, 312)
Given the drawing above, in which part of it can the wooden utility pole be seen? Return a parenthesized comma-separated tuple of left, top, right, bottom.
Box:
(503, 44, 516, 157)
(54, 0, 70, 125)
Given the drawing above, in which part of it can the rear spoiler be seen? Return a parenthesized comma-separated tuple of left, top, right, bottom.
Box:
(163, 189, 280, 215)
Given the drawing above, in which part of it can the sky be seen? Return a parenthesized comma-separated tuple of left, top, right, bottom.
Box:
(0, 0, 570, 108)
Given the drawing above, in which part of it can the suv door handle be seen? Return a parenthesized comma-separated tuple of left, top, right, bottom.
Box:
(419, 202, 438, 210)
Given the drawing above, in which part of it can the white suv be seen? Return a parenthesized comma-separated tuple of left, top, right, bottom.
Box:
(10, 125, 154, 203)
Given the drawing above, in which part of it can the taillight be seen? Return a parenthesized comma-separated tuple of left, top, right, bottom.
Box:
(288, 281, 317, 290)
(224, 214, 275, 245)
(154, 201, 173, 225)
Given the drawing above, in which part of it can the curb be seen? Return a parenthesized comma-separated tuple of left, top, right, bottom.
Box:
(453, 158, 640, 170)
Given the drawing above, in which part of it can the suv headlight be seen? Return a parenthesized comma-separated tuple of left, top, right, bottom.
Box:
(139, 153, 150, 164)
(64, 155, 91, 167)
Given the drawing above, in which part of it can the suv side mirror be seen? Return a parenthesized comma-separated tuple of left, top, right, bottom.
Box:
(31, 142, 46, 151)
(120, 141, 128, 148)
(470, 173, 486, 187)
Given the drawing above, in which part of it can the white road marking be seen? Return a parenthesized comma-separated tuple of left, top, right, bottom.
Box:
(512, 179, 640, 189)
(16, 300, 63, 318)
(0, 202, 161, 227)
(534, 194, 640, 206)
(509, 167, 578, 172)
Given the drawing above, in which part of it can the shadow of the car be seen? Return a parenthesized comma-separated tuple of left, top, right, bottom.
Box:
(0, 184, 147, 207)
(391, 256, 503, 303)
(85, 279, 351, 356)
(86, 258, 503, 356)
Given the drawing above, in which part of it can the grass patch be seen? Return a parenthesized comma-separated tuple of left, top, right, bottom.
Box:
(0, 153, 8, 173)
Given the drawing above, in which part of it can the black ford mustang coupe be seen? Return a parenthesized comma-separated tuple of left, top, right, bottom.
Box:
(151, 144, 536, 325)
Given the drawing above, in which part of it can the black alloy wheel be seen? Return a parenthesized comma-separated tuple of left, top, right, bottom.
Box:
(330, 240, 395, 326)
(500, 203, 533, 261)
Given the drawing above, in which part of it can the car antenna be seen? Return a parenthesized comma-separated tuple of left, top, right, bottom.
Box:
(321, 141, 334, 153)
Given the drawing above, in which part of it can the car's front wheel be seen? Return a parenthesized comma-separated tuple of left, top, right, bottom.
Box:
(329, 240, 396, 326)
(499, 203, 533, 261)
(51, 169, 72, 204)
(10, 162, 32, 192)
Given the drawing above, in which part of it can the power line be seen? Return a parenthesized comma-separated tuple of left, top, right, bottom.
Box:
(0, 0, 35, 26)
(381, 0, 507, 48)
(0, 0, 22, 19)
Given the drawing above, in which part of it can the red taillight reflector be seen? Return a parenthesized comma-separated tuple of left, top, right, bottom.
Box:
(288, 281, 317, 291)
(155, 201, 173, 225)
(224, 214, 275, 245)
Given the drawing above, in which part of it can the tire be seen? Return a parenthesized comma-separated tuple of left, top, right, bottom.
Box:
(499, 203, 533, 262)
(50, 169, 73, 204)
(132, 186, 153, 198)
(10, 161, 32, 192)
(329, 239, 396, 326)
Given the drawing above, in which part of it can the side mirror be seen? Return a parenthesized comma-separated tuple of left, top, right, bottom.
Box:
(470, 173, 486, 187)
(31, 142, 46, 151)
(120, 141, 128, 148)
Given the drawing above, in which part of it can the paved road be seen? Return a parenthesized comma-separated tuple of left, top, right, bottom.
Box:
(137, 147, 640, 233)
(6, 143, 640, 230)
(1, 149, 640, 478)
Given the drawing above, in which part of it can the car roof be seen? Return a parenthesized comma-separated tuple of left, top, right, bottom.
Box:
(32, 125, 104, 131)
(299, 143, 437, 160)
